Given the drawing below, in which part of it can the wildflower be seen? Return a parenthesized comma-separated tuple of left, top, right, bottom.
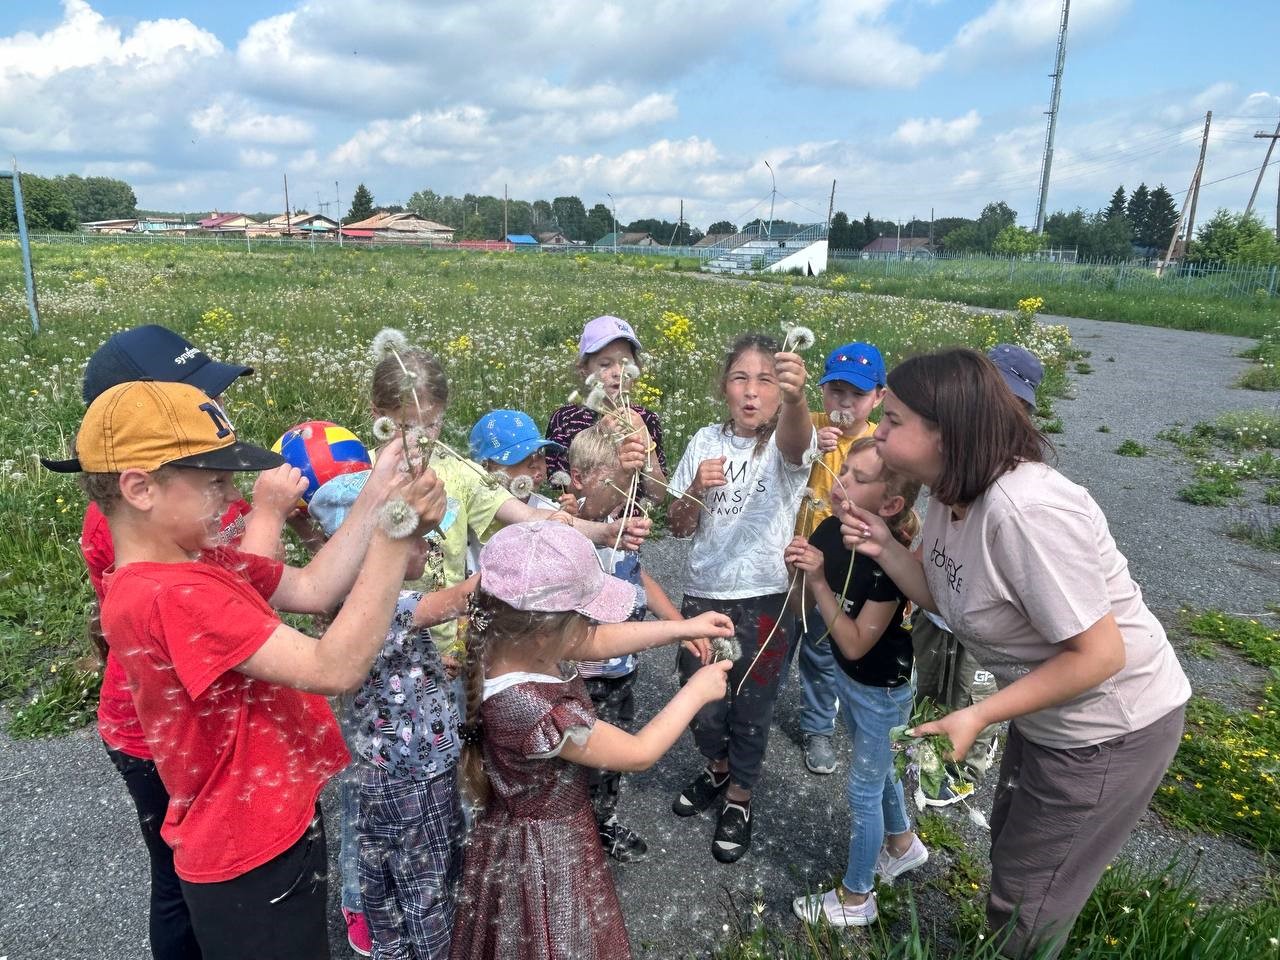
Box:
(584, 384, 609, 413)
(711, 637, 742, 662)
(782, 324, 816, 352)
(370, 327, 409, 361)
(508, 474, 535, 499)
(829, 409, 855, 426)
(566, 390, 582, 405)
(379, 499, 419, 539)
(372, 417, 398, 443)
(621, 359, 640, 382)
(549, 471, 571, 489)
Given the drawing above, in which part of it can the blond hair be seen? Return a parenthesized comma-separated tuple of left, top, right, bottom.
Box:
(567, 422, 620, 476)
(849, 437, 921, 546)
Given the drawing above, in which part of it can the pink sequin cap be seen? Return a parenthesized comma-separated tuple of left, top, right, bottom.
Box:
(477, 520, 635, 623)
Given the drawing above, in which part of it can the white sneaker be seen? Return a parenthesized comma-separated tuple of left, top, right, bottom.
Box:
(792, 888, 877, 927)
(874, 835, 929, 882)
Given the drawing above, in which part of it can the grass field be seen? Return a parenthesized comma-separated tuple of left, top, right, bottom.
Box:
(0, 240, 1073, 730)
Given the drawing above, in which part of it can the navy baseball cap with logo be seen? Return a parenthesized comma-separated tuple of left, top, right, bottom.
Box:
(819, 342, 886, 392)
(468, 409, 565, 466)
(81, 324, 253, 405)
(987, 343, 1044, 408)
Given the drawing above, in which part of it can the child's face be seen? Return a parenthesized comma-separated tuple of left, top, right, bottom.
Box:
(572, 462, 629, 521)
(835, 446, 890, 515)
(822, 381, 884, 433)
(150, 467, 240, 553)
(487, 450, 548, 494)
(378, 402, 445, 441)
(723, 349, 780, 436)
(580, 340, 637, 400)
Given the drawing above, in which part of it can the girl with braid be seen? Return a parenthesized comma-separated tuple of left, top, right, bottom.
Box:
(449, 522, 734, 960)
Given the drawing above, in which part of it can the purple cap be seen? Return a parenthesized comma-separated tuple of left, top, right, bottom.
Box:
(477, 521, 636, 623)
(578, 315, 642, 360)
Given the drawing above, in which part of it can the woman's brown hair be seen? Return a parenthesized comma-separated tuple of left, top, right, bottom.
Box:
(886, 348, 1050, 506)
(458, 589, 591, 812)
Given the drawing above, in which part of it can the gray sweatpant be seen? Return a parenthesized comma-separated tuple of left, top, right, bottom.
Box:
(676, 592, 790, 792)
(987, 704, 1185, 959)
(911, 611, 1000, 782)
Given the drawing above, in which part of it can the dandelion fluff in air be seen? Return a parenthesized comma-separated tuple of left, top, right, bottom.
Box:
(379, 498, 419, 539)
(370, 327, 409, 362)
(508, 474, 535, 499)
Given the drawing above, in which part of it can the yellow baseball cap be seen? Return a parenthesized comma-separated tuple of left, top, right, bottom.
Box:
(42, 380, 284, 474)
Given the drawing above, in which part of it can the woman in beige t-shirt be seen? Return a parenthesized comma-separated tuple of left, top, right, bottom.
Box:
(838, 348, 1189, 959)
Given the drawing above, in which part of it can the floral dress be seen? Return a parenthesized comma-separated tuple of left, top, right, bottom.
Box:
(449, 676, 631, 960)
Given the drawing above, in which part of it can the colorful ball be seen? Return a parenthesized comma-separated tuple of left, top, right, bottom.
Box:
(271, 421, 372, 510)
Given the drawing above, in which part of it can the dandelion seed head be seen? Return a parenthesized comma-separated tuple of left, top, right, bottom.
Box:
(372, 416, 398, 442)
(566, 390, 582, 405)
(829, 409, 856, 426)
(379, 498, 419, 539)
(621, 359, 640, 382)
(549, 471, 571, 489)
(787, 325, 816, 351)
(370, 327, 409, 361)
(508, 474, 535, 499)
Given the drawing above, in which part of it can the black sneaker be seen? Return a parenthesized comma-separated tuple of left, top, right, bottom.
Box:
(598, 815, 648, 862)
(672, 767, 729, 817)
(713, 799, 752, 863)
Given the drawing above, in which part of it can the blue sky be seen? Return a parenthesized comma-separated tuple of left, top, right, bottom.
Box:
(2, 0, 1277, 230)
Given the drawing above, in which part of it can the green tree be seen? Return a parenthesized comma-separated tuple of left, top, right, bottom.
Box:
(828, 211, 851, 249)
(407, 188, 442, 220)
(532, 200, 553, 229)
(55, 174, 137, 222)
(1104, 185, 1127, 221)
(1191, 210, 1280, 265)
(1126, 183, 1150, 245)
(1142, 185, 1179, 251)
(993, 224, 1045, 257)
(551, 196, 588, 241)
(345, 183, 374, 224)
(586, 203, 613, 243)
(941, 223, 985, 253)
(707, 220, 737, 235)
(0, 172, 77, 231)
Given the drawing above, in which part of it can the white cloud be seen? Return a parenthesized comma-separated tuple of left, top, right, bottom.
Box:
(238, 148, 278, 168)
(781, 0, 944, 89)
(951, 0, 1130, 61)
(893, 110, 982, 147)
(191, 101, 314, 144)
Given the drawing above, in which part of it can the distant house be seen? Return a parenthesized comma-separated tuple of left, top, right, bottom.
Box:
(536, 231, 571, 245)
(860, 236, 935, 258)
(257, 212, 339, 236)
(595, 231, 660, 248)
(505, 234, 538, 246)
(199, 212, 259, 233)
(342, 212, 455, 242)
(694, 233, 736, 248)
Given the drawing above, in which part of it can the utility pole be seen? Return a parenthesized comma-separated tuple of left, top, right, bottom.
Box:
(1034, 0, 1071, 234)
(607, 193, 617, 252)
(929, 206, 934, 245)
(503, 183, 508, 240)
(1159, 111, 1211, 272)
(283, 173, 291, 236)
(1248, 120, 1280, 235)
(336, 181, 342, 247)
(826, 180, 836, 231)
(667, 199, 684, 246)
(764, 160, 776, 238)
(1183, 110, 1213, 247)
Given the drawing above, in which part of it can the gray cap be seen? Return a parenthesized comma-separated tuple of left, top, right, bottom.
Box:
(987, 344, 1043, 408)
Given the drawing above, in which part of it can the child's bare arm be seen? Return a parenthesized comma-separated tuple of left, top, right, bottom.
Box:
(240, 465, 308, 560)
(639, 569, 681, 621)
(493, 496, 650, 552)
(577, 610, 732, 661)
(558, 660, 732, 772)
(412, 574, 479, 628)
(774, 351, 815, 465)
(784, 535, 897, 660)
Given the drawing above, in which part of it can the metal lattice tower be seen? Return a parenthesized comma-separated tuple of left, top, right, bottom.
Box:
(1034, 0, 1071, 234)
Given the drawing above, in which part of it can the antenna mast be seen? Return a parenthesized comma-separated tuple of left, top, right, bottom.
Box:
(1034, 0, 1071, 234)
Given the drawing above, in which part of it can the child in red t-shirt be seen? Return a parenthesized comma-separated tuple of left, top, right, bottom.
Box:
(46, 379, 447, 960)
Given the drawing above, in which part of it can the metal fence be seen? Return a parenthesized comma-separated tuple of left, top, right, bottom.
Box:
(827, 250, 1280, 300)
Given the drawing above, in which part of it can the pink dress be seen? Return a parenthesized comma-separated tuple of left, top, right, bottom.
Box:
(449, 676, 631, 960)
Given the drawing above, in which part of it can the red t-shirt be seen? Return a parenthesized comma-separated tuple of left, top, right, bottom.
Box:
(82, 499, 250, 759)
(100, 547, 348, 883)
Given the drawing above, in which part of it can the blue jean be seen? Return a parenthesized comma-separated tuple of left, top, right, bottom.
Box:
(790, 611, 841, 737)
(833, 672, 913, 894)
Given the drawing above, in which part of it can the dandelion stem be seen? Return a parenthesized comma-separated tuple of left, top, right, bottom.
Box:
(735, 571, 797, 697)
(639, 470, 707, 510)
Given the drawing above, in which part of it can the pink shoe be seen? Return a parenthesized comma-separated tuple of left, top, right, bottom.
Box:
(342, 907, 372, 956)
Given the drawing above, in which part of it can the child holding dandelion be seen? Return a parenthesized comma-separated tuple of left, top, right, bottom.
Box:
(665, 332, 816, 863)
(785, 437, 928, 928)
(449, 521, 734, 960)
(788, 342, 886, 777)
(545, 315, 668, 502)
(566, 423, 684, 862)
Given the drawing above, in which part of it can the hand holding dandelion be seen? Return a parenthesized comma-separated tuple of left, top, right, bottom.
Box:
(816, 425, 844, 452)
(774, 351, 808, 405)
(780, 323, 816, 353)
(251, 465, 309, 518)
(909, 706, 989, 766)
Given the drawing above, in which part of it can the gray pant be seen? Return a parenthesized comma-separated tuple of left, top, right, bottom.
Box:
(677, 592, 790, 792)
(911, 611, 999, 782)
(987, 704, 1185, 959)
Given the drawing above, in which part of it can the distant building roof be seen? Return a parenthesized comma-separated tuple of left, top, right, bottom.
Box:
(506, 234, 537, 244)
(537, 231, 570, 244)
(344, 212, 454, 234)
(861, 236, 933, 254)
(694, 233, 735, 247)
(198, 212, 256, 229)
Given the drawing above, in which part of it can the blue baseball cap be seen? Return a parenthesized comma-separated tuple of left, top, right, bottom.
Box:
(311, 468, 458, 539)
(988, 344, 1043, 408)
(82, 324, 252, 405)
(819, 342, 886, 392)
(468, 409, 564, 466)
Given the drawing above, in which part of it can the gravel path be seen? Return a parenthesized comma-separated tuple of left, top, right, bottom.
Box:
(1, 313, 1276, 960)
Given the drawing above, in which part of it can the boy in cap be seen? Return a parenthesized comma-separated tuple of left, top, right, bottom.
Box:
(545, 314, 667, 501)
(789, 342, 886, 777)
(909, 343, 1045, 805)
(76, 325, 307, 960)
(45, 380, 445, 960)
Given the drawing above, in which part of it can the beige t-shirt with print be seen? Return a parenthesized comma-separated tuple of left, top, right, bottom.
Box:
(922, 460, 1189, 750)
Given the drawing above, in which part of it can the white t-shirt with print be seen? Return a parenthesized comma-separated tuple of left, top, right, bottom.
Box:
(670, 424, 816, 600)
(923, 460, 1190, 750)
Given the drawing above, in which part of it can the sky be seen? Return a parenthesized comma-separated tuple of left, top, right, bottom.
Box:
(1, 0, 1278, 231)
